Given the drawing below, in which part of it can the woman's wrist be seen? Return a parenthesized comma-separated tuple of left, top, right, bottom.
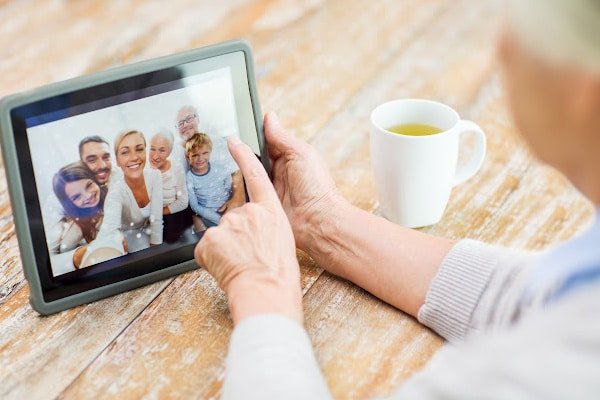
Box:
(296, 192, 352, 260)
(226, 270, 303, 325)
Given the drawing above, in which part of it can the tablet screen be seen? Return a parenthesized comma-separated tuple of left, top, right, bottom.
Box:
(10, 50, 261, 301)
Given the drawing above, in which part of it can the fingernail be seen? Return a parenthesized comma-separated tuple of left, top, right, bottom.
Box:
(267, 111, 280, 126)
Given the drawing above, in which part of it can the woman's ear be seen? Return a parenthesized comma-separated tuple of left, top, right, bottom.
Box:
(570, 73, 600, 130)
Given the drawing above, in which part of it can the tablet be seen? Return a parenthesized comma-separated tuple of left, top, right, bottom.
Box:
(0, 40, 267, 315)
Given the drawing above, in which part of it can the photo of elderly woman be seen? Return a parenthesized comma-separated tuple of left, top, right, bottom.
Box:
(47, 161, 107, 268)
(149, 129, 190, 242)
(95, 130, 163, 253)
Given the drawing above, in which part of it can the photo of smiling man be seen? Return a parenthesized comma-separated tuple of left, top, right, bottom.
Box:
(78, 135, 122, 187)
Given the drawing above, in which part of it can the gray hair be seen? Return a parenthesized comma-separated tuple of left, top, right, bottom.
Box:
(508, 0, 600, 72)
(176, 105, 197, 121)
(150, 129, 175, 151)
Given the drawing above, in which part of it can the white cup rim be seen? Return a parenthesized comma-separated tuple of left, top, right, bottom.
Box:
(370, 98, 460, 140)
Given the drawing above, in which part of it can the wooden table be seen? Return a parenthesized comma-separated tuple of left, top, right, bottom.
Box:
(0, 1, 595, 399)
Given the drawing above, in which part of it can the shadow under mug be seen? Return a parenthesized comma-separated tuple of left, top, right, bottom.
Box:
(370, 99, 486, 228)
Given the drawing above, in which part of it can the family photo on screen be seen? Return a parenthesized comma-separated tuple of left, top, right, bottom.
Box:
(27, 68, 245, 276)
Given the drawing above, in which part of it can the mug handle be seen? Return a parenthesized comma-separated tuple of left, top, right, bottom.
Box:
(453, 120, 487, 186)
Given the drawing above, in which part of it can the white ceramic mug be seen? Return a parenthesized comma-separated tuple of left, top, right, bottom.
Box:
(370, 99, 486, 228)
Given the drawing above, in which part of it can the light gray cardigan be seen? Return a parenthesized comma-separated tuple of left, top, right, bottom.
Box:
(222, 237, 600, 399)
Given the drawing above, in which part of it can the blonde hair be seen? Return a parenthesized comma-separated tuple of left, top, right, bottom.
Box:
(508, 0, 600, 72)
(114, 130, 146, 155)
(185, 132, 213, 155)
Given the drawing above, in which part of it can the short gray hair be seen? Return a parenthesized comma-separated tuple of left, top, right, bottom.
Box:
(508, 0, 600, 72)
(176, 105, 197, 121)
(150, 129, 175, 151)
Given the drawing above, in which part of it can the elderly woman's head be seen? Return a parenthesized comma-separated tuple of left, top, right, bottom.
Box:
(499, 0, 600, 201)
(114, 130, 147, 180)
(149, 129, 174, 172)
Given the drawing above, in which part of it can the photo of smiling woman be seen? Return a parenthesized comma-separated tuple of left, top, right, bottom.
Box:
(149, 130, 190, 243)
(96, 129, 163, 253)
(49, 161, 107, 268)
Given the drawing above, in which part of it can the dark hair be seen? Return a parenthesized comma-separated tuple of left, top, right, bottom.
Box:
(53, 162, 107, 242)
(78, 136, 109, 159)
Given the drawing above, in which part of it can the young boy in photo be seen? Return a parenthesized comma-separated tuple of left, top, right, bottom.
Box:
(185, 133, 241, 228)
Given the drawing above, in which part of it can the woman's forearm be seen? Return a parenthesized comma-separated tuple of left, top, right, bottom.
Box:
(301, 200, 454, 317)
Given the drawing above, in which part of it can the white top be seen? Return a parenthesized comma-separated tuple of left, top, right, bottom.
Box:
(223, 213, 600, 399)
(160, 162, 188, 214)
(43, 195, 85, 254)
(96, 168, 163, 247)
(170, 139, 189, 173)
(139, 204, 151, 219)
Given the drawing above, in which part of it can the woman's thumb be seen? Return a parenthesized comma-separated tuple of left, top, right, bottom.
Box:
(264, 112, 296, 157)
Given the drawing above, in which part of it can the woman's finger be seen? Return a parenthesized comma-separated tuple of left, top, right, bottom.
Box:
(264, 112, 301, 159)
(227, 136, 278, 205)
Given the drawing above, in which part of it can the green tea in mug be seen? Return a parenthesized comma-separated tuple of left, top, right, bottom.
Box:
(387, 123, 443, 136)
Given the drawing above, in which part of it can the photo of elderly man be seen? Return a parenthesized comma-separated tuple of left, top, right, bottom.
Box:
(171, 105, 246, 230)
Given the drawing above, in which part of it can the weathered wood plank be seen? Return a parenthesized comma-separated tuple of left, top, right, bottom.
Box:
(251, 0, 454, 141)
(0, 0, 254, 97)
(0, 279, 174, 400)
(57, 256, 318, 400)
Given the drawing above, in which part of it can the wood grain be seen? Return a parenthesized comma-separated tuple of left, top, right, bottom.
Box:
(0, 0, 594, 399)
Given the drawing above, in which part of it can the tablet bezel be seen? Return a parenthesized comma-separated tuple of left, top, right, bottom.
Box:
(0, 40, 266, 315)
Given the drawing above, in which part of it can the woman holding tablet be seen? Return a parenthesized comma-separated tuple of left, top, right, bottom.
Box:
(97, 130, 163, 253)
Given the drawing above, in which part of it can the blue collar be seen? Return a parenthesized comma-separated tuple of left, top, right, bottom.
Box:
(527, 208, 600, 303)
(191, 162, 211, 177)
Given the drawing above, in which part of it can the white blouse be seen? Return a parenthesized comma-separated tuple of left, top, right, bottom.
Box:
(160, 161, 188, 214)
(96, 169, 163, 248)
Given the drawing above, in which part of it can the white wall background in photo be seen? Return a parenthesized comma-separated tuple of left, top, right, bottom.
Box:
(27, 67, 239, 204)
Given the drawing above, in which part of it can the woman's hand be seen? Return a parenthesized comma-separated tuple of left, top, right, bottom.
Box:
(194, 136, 303, 325)
(264, 112, 347, 251)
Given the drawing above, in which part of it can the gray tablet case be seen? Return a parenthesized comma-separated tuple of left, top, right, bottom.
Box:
(0, 40, 265, 315)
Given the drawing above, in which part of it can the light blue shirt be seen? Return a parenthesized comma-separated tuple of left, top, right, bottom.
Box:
(186, 157, 238, 226)
(526, 208, 600, 303)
